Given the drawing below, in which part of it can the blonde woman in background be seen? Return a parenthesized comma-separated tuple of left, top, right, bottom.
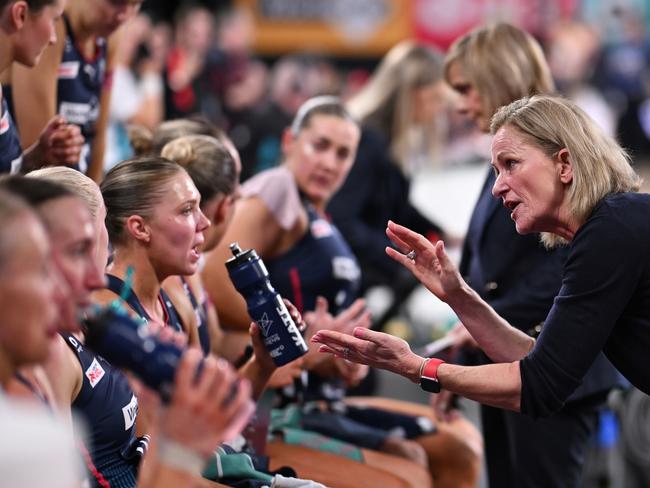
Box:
(328, 40, 453, 322)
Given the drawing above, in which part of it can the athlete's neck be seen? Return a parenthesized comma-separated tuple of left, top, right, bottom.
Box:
(108, 250, 165, 323)
(64, 1, 98, 46)
(0, 34, 14, 74)
(0, 348, 17, 389)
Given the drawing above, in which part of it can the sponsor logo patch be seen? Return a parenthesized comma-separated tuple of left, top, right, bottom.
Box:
(85, 358, 105, 388)
(58, 61, 80, 79)
(58, 101, 96, 126)
(332, 256, 361, 281)
(121, 395, 138, 431)
(0, 113, 9, 135)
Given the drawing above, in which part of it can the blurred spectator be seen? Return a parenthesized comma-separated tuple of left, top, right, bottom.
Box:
(592, 7, 650, 155)
(233, 53, 340, 180)
(328, 41, 451, 323)
(105, 13, 170, 170)
(7, 0, 141, 181)
(547, 20, 616, 136)
(164, 3, 215, 119)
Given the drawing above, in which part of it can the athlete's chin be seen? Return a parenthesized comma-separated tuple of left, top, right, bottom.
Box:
(16, 52, 39, 68)
(181, 261, 199, 276)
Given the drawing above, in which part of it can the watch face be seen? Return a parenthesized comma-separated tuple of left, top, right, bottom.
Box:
(420, 376, 440, 393)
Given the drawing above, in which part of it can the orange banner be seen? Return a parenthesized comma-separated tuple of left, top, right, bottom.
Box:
(236, 0, 580, 56)
(235, 0, 413, 57)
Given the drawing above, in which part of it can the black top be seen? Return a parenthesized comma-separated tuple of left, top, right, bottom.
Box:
(521, 193, 650, 417)
(460, 169, 620, 405)
(327, 127, 443, 289)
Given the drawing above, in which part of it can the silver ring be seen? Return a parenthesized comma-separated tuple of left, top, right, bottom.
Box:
(342, 347, 350, 359)
(406, 249, 416, 261)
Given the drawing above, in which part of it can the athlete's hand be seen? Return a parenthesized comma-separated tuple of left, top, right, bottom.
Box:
(38, 117, 84, 166)
(305, 296, 371, 336)
(161, 348, 254, 454)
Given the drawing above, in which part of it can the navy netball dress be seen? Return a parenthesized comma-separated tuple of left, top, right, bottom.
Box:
(265, 203, 361, 316)
(56, 14, 107, 173)
(181, 276, 211, 356)
(0, 93, 23, 174)
(106, 274, 185, 332)
(62, 332, 139, 487)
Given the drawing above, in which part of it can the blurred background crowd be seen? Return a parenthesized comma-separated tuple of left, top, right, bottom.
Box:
(111, 0, 650, 177)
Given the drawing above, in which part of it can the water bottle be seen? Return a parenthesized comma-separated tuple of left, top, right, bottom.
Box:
(83, 306, 194, 402)
(84, 305, 254, 441)
(226, 242, 308, 366)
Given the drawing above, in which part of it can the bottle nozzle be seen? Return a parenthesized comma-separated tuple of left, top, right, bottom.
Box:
(229, 242, 243, 257)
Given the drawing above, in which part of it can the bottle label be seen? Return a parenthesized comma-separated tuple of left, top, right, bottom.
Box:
(256, 295, 308, 361)
(274, 295, 308, 351)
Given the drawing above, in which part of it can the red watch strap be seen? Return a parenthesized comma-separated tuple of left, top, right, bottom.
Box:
(422, 358, 445, 380)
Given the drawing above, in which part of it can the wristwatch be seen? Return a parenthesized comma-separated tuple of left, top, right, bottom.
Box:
(420, 358, 445, 393)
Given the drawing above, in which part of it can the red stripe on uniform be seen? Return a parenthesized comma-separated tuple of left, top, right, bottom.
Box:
(289, 267, 303, 314)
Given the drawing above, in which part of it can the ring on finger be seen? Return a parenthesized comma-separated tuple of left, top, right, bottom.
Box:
(406, 249, 416, 261)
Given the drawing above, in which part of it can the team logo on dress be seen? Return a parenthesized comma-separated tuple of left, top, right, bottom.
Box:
(311, 219, 333, 239)
(0, 112, 9, 135)
(85, 358, 105, 388)
(58, 61, 80, 79)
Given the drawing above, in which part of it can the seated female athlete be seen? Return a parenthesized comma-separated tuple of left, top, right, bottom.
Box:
(0, 174, 142, 486)
(202, 97, 482, 486)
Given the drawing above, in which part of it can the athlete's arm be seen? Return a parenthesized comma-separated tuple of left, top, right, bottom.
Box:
(41, 334, 83, 425)
(10, 19, 65, 149)
(86, 32, 118, 182)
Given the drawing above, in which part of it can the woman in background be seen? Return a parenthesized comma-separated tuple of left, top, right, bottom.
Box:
(328, 41, 451, 309)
